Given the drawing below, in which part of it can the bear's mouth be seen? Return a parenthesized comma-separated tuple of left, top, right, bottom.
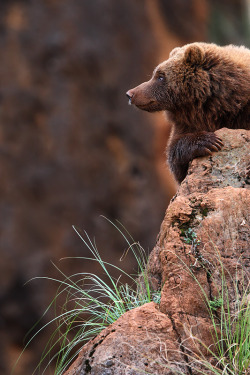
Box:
(136, 101, 156, 109)
(136, 101, 160, 112)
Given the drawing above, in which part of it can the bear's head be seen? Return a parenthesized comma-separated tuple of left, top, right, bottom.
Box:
(126, 43, 212, 112)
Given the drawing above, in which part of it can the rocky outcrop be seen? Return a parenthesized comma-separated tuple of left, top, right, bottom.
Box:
(64, 128, 250, 374)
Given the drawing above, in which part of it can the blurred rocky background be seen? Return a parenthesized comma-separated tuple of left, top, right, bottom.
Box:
(0, 0, 249, 374)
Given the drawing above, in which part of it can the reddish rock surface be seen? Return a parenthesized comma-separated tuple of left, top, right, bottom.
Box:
(65, 302, 186, 375)
(64, 129, 250, 374)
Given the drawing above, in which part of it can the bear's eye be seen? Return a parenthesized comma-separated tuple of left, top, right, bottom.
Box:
(157, 74, 165, 82)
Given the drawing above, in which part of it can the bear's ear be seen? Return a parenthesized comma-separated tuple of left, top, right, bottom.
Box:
(184, 45, 204, 65)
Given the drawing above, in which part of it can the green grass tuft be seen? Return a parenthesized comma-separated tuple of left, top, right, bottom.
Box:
(27, 219, 161, 375)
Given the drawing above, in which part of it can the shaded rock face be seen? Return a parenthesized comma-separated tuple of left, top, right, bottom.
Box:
(64, 129, 250, 374)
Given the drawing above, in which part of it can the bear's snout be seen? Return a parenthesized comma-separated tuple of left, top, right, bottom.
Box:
(126, 90, 134, 105)
(126, 82, 161, 112)
(126, 86, 146, 106)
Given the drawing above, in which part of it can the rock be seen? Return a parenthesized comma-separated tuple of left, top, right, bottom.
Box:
(64, 128, 250, 374)
(148, 128, 250, 372)
(64, 302, 187, 375)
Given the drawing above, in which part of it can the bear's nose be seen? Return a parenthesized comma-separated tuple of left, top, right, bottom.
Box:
(126, 90, 134, 105)
(126, 90, 133, 99)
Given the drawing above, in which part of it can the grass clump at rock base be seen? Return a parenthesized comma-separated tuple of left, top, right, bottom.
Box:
(27, 219, 160, 375)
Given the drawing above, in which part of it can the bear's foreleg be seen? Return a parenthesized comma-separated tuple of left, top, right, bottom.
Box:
(167, 132, 223, 183)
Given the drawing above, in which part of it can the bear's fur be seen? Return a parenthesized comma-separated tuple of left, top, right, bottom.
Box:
(126, 42, 250, 183)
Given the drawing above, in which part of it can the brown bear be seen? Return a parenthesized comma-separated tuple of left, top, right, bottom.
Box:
(126, 42, 250, 183)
